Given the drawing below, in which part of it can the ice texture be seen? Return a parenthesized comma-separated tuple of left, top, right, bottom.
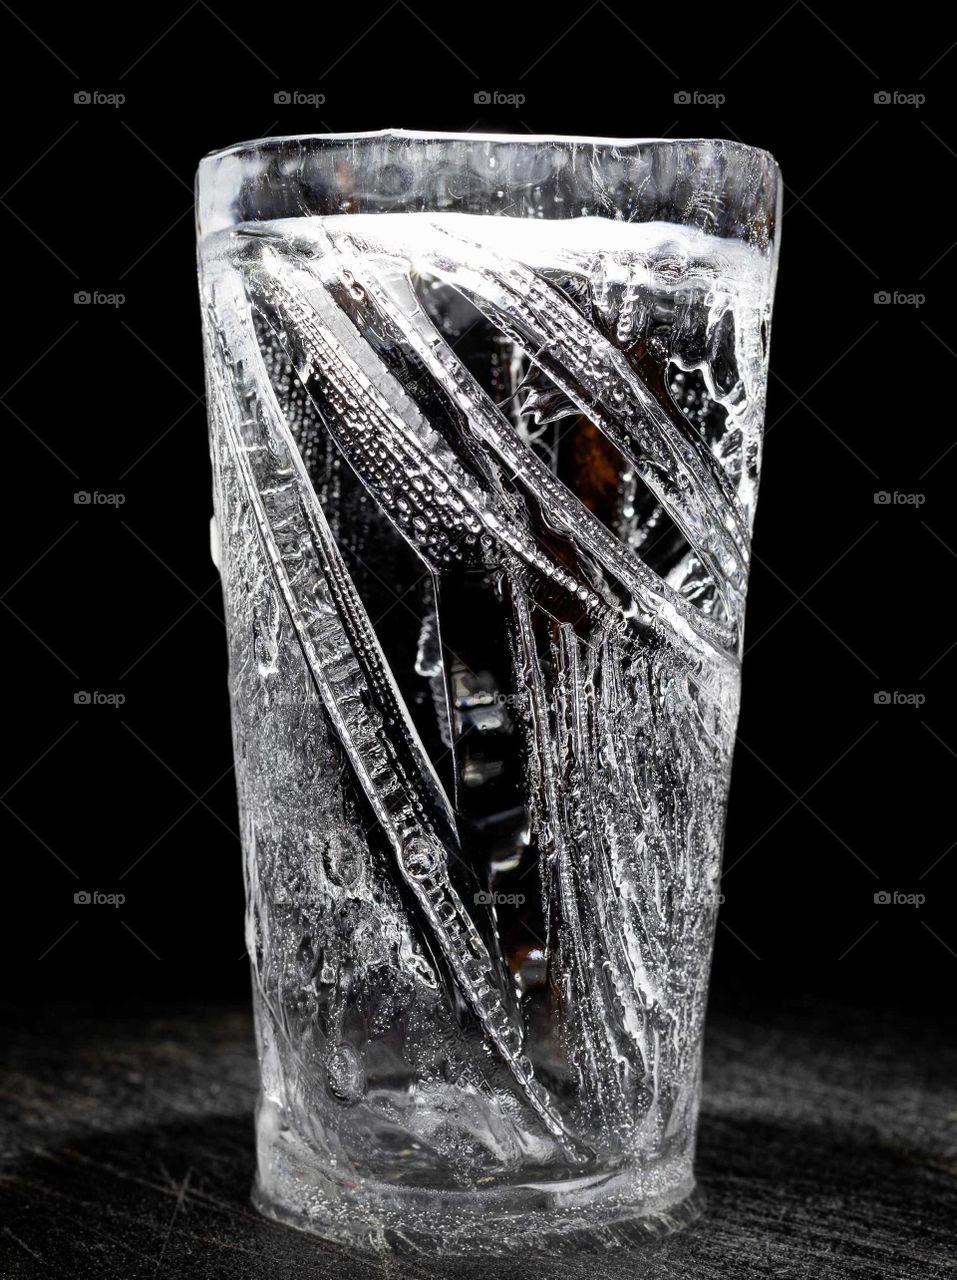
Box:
(200, 206, 777, 1251)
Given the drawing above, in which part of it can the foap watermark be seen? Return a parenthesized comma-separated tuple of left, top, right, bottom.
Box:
(474, 90, 526, 107)
(74, 890, 126, 907)
(674, 90, 725, 107)
(474, 890, 525, 907)
(274, 91, 326, 106)
(873, 490, 925, 507)
(874, 290, 925, 307)
(74, 690, 126, 707)
(492, 692, 523, 708)
(874, 890, 925, 908)
(75, 290, 125, 308)
(74, 490, 126, 506)
(73, 90, 124, 107)
(874, 690, 925, 707)
(874, 90, 925, 108)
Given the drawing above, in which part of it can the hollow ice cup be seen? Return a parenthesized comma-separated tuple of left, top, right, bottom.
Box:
(197, 130, 781, 1254)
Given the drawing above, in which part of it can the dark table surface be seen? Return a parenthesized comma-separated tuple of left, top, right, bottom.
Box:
(2, 997, 954, 1279)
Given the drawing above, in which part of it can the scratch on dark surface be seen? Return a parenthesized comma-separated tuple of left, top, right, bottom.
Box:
(2, 1227, 44, 1263)
(77, 1213, 171, 1277)
(33, 1144, 186, 1197)
(28, 1155, 233, 1231)
(34, 1143, 288, 1229)
(155, 1168, 191, 1275)
(34, 1140, 253, 1214)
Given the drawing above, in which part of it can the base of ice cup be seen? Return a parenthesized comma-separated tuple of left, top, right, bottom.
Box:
(251, 1104, 704, 1256)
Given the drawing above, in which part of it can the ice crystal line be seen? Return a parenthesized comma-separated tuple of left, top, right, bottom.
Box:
(197, 132, 781, 1254)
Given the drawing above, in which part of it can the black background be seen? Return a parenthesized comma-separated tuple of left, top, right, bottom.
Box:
(3, 0, 956, 1017)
